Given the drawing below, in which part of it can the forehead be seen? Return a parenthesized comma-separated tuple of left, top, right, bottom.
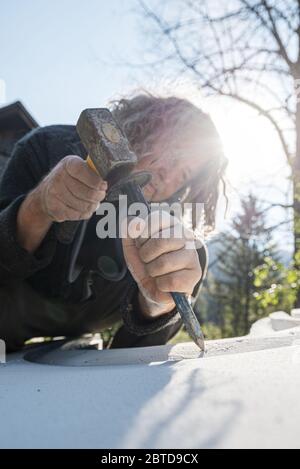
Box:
(159, 139, 211, 171)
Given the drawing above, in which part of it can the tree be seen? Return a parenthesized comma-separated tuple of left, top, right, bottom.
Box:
(254, 251, 300, 312)
(197, 194, 280, 337)
(140, 0, 300, 303)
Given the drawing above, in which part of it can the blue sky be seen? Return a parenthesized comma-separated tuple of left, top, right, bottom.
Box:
(0, 0, 293, 249)
(1, 0, 144, 125)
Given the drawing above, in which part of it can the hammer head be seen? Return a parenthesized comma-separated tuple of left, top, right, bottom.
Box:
(77, 108, 137, 185)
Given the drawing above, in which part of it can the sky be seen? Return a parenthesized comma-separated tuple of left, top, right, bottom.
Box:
(0, 0, 293, 249)
(0, 0, 142, 124)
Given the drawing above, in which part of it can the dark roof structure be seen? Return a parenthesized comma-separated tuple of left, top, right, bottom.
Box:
(0, 101, 38, 134)
(0, 101, 38, 174)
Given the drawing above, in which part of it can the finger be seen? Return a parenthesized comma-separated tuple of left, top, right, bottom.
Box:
(139, 236, 186, 263)
(137, 210, 180, 247)
(65, 175, 107, 204)
(145, 248, 200, 278)
(156, 269, 198, 294)
(57, 203, 95, 222)
(121, 216, 146, 246)
(53, 187, 99, 216)
(60, 183, 97, 214)
(64, 156, 107, 190)
(52, 195, 82, 222)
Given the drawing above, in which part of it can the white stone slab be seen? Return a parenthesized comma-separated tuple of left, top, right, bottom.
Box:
(1, 333, 300, 449)
(291, 309, 300, 319)
(270, 311, 300, 331)
(250, 317, 273, 336)
(24, 332, 300, 366)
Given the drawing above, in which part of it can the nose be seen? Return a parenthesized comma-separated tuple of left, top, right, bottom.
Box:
(157, 166, 168, 182)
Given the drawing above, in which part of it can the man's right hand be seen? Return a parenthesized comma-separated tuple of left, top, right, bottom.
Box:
(37, 155, 107, 222)
(17, 155, 107, 254)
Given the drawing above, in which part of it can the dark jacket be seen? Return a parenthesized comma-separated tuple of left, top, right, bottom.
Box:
(0, 125, 208, 337)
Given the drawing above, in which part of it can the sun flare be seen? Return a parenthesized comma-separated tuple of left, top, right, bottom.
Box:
(209, 101, 288, 188)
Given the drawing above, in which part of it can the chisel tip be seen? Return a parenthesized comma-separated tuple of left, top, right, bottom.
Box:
(196, 335, 206, 352)
(189, 329, 206, 352)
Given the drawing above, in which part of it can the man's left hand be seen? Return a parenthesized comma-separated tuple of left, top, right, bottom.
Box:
(122, 211, 202, 319)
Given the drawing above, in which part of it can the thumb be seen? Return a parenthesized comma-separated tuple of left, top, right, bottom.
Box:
(121, 216, 146, 248)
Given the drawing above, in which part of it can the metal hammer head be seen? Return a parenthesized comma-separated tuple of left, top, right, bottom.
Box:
(77, 108, 138, 185)
(76, 108, 152, 200)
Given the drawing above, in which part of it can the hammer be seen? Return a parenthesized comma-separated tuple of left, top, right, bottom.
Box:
(61, 108, 205, 351)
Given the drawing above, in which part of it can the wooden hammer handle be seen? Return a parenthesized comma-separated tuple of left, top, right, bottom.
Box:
(56, 156, 99, 244)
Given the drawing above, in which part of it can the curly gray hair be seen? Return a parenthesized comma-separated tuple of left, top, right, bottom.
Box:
(111, 93, 228, 232)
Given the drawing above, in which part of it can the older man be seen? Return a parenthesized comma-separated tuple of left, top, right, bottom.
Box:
(0, 95, 226, 351)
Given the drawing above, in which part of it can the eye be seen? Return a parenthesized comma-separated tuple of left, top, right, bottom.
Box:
(149, 157, 159, 166)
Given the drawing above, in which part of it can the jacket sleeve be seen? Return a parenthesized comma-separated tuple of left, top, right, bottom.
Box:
(121, 243, 209, 336)
(0, 135, 57, 281)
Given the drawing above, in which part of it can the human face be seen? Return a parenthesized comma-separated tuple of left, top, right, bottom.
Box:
(133, 145, 208, 202)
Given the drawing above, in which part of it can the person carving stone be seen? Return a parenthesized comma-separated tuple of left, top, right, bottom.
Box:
(0, 94, 227, 351)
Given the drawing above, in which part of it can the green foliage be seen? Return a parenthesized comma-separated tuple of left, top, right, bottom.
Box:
(100, 323, 122, 348)
(254, 253, 300, 312)
(194, 194, 283, 338)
